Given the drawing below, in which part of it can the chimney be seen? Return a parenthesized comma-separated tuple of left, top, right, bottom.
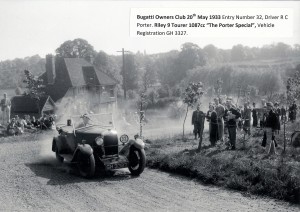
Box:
(85, 55, 94, 64)
(46, 54, 55, 84)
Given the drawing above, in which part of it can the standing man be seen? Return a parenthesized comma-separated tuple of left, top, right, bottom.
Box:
(252, 102, 258, 127)
(274, 102, 281, 134)
(0, 93, 11, 125)
(214, 98, 225, 142)
(263, 102, 279, 149)
(225, 98, 241, 150)
(192, 104, 205, 151)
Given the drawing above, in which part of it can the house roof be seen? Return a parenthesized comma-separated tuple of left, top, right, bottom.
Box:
(64, 58, 117, 87)
(11, 95, 55, 113)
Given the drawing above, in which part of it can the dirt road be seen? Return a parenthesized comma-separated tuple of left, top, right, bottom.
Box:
(0, 132, 299, 212)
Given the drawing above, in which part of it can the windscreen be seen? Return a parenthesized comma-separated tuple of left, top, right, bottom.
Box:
(71, 113, 114, 129)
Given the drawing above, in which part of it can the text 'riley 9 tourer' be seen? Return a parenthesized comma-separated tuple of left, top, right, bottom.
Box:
(52, 113, 146, 178)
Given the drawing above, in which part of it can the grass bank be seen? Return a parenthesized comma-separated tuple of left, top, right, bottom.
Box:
(145, 129, 300, 204)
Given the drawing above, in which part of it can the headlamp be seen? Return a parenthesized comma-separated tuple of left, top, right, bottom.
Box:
(95, 136, 104, 146)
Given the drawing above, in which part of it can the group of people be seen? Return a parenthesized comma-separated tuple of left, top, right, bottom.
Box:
(0, 92, 56, 136)
(6, 114, 55, 136)
(192, 97, 242, 151)
(192, 97, 298, 152)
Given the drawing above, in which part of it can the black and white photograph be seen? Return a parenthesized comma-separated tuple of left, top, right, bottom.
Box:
(0, 0, 300, 211)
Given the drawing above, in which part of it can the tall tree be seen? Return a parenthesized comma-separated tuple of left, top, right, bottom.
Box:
(164, 43, 206, 86)
(122, 54, 138, 98)
(55, 38, 96, 58)
(94, 51, 121, 84)
(141, 57, 157, 90)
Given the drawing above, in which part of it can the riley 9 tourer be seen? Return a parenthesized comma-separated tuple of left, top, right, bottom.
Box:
(52, 113, 146, 178)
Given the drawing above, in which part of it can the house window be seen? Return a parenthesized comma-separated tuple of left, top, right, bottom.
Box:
(109, 88, 114, 97)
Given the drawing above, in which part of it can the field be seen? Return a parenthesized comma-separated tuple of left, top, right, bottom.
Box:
(146, 121, 300, 204)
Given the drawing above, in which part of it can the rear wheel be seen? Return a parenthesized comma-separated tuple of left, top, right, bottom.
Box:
(128, 147, 146, 176)
(77, 153, 95, 178)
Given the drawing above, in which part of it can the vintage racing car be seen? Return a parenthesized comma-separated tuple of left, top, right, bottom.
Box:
(52, 113, 146, 178)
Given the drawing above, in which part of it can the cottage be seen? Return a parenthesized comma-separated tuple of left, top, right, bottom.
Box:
(40, 55, 118, 113)
(10, 95, 55, 118)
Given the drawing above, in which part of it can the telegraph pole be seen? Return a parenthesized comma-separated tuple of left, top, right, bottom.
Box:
(117, 48, 130, 99)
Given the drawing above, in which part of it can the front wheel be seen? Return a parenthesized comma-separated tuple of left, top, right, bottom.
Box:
(77, 153, 95, 178)
(128, 147, 146, 176)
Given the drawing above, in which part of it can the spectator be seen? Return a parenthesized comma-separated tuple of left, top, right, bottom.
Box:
(24, 115, 34, 129)
(262, 102, 278, 148)
(31, 116, 40, 128)
(214, 98, 225, 142)
(0, 93, 11, 125)
(225, 99, 241, 150)
(14, 115, 24, 134)
(252, 102, 258, 127)
(191, 104, 205, 151)
(207, 104, 218, 146)
(274, 102, 281, 134)
(39, 114, 49, 129)
(207, 102, 214, 135)
(6, 118, 16, 136)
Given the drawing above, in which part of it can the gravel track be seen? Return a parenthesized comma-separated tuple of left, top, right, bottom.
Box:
(0, 132, 299, 212)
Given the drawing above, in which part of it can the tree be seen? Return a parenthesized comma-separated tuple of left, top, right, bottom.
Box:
(182, 82, 204, 141)
(274, 42, 292, 58)
(121, 54, 139, 99)
(55, 38, 96, 58)
(94, 51, 121, 85)
(258, 71, 283, 99)
(141, 57, 157, 90)
(203, 44, 219, 63)
(286, 64, 300, 104)
(23, 69, 45, 114)
(160, 43, 206, 87)
(231, 44, 246, 61)
(93, 50, 109, 71)
(15, 87, 23, 95)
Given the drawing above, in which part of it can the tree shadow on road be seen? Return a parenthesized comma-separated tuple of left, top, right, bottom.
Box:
(25, 160, 136, 186)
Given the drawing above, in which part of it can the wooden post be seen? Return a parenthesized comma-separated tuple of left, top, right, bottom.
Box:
(117, 48, 129, 100)
(283, 116, 286, 154)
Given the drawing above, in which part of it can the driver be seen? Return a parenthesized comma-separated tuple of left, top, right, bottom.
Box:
(82, 114, 90, 126)
(76, 114, 91, 128)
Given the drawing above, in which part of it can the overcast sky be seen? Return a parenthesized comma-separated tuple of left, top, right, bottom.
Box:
(0, 0, 299, 60)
